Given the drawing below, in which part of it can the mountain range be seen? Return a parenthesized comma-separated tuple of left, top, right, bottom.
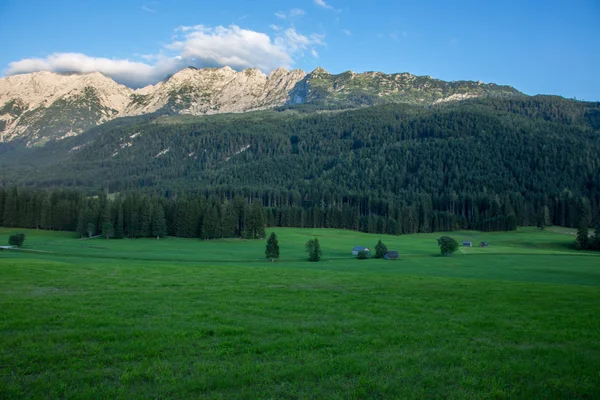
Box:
(0, 66, 521, 146)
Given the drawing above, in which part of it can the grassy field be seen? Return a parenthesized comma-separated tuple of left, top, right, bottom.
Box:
(1, 227, 599, 399)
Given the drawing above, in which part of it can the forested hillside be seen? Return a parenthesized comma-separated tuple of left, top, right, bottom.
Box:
(1, 95, 599, 236)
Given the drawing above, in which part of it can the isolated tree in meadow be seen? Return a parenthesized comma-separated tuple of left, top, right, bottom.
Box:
(357, 250, 369, 259)
(8, 233, 25, 247)
(437, 236, 458, 256)
(305, 238, 322, 262)
(537, 206, 550, 230)
(375, 239, 388, 258)
(265, 232, 280, 261)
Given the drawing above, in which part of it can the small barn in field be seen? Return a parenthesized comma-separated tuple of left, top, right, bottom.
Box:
(0, 246, 13, 250)
(462, 241, 472, 247)
(352, 246, 370, 257)
(384, 251, 399, 260)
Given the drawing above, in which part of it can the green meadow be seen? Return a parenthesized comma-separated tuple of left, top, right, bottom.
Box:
(1, 227, 599, 399)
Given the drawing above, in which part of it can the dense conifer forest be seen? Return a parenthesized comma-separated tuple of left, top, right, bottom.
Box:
(1, 96, 599, 243)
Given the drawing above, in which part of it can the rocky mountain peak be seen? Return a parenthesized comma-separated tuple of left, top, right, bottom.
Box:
(0, 66, 522, 145)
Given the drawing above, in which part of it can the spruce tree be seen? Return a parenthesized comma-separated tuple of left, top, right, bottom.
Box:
(102, 222, 115, 239)
(375, 239, 388, 258)
(139, 198, 153, 238)
(305, 238, 322, 262)
(222, 201, 237, 238)
(151, 202, 167, 239)
(100, 200, 114, 239)
(201, 203, 220, 239)
(265, 232, 280, 261)
(115, 201, 124, 239)
(86, 222, 96, 238)
(76, 206, 86, 238)
(575, 199, 591, 250)
(537, 206, 550, 230)
(245, 201, 266, 239)
(0, 188, 5, 226)
(3, 188, 17, 228)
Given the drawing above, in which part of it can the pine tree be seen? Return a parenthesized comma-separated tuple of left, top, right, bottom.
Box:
(245, 201, 265, 239)
(265, 232, 280, 261)
(3, 188, 18, 227)
(102, 222, 115, 239)
(375, 239, 388, 258)
(575, 199, 591, 250)
(101, 201, 114, 239)
(76, 206, 87, 238)
(115, 201, 124, 239)
(151, 202, 167, 239)
(222, 200, 237, 238)
(86, 222, 96, 238)
(139, 197, 153, 238)
(537, 205, 550, 230)
(201, 203, 220, 239)
(305, 238, 322, 262)
(0, 188, 5, 226)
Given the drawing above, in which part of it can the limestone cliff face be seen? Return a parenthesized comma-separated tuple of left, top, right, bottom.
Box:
(0, 66, 521, 145)
(122, 67, 306, 116)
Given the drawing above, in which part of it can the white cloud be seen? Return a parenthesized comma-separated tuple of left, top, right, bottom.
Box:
(289, 8, 306, 17)
(311, 49, 319, 58)
(5, 25, 325, 88)
(342, 29, 352, 36)
(314, 0, 334, 10)
(277, 8, 306, 19)
(142, 2, 158, 12)
(270, 24, 282, 31)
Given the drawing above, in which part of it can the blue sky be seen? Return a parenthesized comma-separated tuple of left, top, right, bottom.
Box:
(0, 0, 598, 100)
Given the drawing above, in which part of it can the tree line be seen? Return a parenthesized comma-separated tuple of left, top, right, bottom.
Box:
(1, 186, 599, 249)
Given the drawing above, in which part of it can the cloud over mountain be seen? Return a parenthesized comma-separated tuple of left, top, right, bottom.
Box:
(5, 25, 324, 88)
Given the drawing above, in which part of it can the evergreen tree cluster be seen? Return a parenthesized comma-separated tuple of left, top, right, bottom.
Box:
(0, 188, 269, 240)
(575, 198, 600, 251)
(1, 186, 600, 241)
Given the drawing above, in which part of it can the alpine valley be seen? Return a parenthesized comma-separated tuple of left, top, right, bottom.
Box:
(1, 66, 599, 235)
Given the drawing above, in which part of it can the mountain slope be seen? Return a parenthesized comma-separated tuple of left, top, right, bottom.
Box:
(2, 96, 598, 204)
(0, 66, 524, 145)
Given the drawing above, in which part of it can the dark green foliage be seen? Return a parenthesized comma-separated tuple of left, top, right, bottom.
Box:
(1, 95, 600, 241)
(265, 232, 280, 261)
(537, 206, 551, 230)
(575, 198, 592, 250)
(245, 201, 265, 239)
(306, 238, 322, 262)
(2, 96, 599, 239)
(357, 250, 369, 259)
(438, 236, 458, 256)
(86, 223, 96, 238)
(8, 233, 25, 247)
(375, 239, 388, 259)
(101, 222, 114, 239)
(115, 202, 124, 239)
(151, 202, 167, 239)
